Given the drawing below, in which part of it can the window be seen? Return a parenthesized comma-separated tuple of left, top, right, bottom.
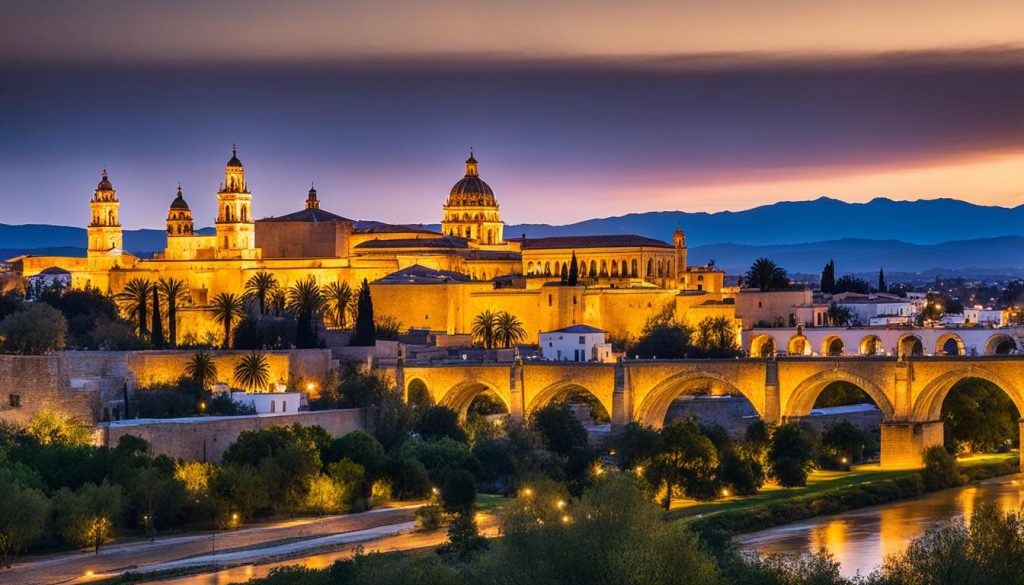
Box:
(8, 394, 20, 408)
(270, 400, 276, 413)
(579, 336, 586, 344)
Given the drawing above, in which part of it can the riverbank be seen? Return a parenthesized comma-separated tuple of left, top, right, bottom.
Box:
(672, 452, 1018, 545)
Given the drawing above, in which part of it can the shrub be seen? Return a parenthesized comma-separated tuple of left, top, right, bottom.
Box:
(718, 449, 765, 496)
(0, 302, 68, 354)
(921, 445, 963, 491)
(768, 423, 818, 487)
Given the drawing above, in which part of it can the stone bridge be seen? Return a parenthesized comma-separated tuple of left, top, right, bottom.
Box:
(398, 356, 1024, 469)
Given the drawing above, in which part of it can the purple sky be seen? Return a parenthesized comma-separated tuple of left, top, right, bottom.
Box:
(1, 2, 1023, 228)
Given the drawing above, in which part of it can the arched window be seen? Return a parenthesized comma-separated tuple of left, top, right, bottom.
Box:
(487, 231, 493, 244)
(544, 262, 551, 276)
(611, 260, 619, 277)
(647, 258, 654, 277)
(589, 260, 597, 277)
(242, 205, 249, 222)
(527, 261, 535, 274)
(600, 260, 608, 277)
(657, 261, 664, 277)
(631, 259, 638, 277)
(561, 264, 569, 279)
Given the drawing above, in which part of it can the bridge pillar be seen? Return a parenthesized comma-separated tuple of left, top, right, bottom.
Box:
(611, 362, 632, 430)
(395, 359, 405, 401)
(762, 361, 781, 424)
(880, 421, 943, 469)
(508, 363, 525, 422)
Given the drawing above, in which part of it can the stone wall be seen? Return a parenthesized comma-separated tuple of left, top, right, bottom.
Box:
(101, 408, 369, 463)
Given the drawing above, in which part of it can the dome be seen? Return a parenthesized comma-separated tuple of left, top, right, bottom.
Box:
(446, 154, 497, 207)
(226, 144, 243, 168)
(97, 169, 113, 191)
(170, 186, 190, 210)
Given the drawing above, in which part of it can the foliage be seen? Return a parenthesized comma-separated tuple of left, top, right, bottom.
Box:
(0, 302, 68, 354)
(210, 464, 270, 521)
(0, 478, 50, 568)
(150, 285, 164, 348)
(25, 410, 93, 447)
(693, 316, 742, 358)
(313, 364, 393, 410)
(627, 303, 693, 359)
(374, 314, 404, 341)
(529, 404, 589, 458)
(820, 259, 836, 294)
(244, 271, 279, 316)
(211, 292, 245, 349)
(233, 314, 298, 350)
(814, 381, 872, 408)
(768, 423, 818, 487)
(941, 378, 1019, 454)
(877, 267, 887, 293)
(36, 285, 122, 349)
(287, 276, 324, 349)
(471, 309, 498, 349)
(717, 448, 765, 496)
(157, 277, 190, 347)
(233, 351, 271, 392)
(322, 280, 356, 329)
(819, 421, 875, 469)
(567, 251, 579, 286)
(833, 275, 872, 294)
(828, 303, 855, 326)
(185, 350, 218, 389)
(745, 257, 789, 291)
(115, 278, 152, 336)
(921, 445, 963, 491)
(494, 311, 527, 348)
(417, 406, 469, 443)
(52, 482, 123, 552)
(351, 279, 377, 346)
(646, 419, 720, 507)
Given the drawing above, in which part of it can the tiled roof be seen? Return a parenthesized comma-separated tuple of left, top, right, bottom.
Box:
(257, 208, 352, 223)
(521, 235, 672, 250)
(355, 237, 469, 250)
(374, 264, 471, 284)
(544, 324, 605, 334)
(353, 221, 440, 235)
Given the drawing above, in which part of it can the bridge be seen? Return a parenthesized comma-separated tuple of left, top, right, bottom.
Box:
(398, 356, 1024, 469)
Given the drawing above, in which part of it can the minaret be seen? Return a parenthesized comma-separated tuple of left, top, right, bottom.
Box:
(167, 185, 194, 237)
(673, 226, 687, 288)
(87, 170, 123, 257)
(305, 184, 320, 210)
(215, 145, 256, 258)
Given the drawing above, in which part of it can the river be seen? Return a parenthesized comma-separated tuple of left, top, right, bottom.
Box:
(736, 473, 1024, 578)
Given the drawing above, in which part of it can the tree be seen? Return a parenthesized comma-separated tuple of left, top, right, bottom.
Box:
(374, 315, 404, 341)
(244, 271, 279, 315)
(941, 378, 1019, 453)
(157, 277, 190, 347)
(471, 309, 498, 349)
(322, 281, 355, 329)
(287, 277, 324, 349)
(0, 479, 50, 568)
(718, 448, 765, 496)
(878, 267, 887, 293)
(828, 302, 854, 326)
(627, 304, 692, 359)
(25, 410, 93, 446)
(529, 404, 589, 458)
(437, 470, 487, 562)
(351, 279, 376, 347)
(52, 482, 123, 553)
(116, 278, 152, 336)
(211, 464, 270, 520)
(745, 257, 788, 291)
(150, 285, 164, 348)
(185, 350, 218, 389)
(567, 251, 579, 286)
(820, 259, 836, 294)
(692, 316, 740, 358)
(921, 445, 963, 492)
(819, 421, 874, 469)
(211, 292, 245, 349)
(647, 419, 719, 508)
(233, 352, 270, 392)
(833, 275, 872, 294)
(494, 311, 526, 348)
(768, 422, 818, 487)
(0, 303, 68, 354)
(416, 406, 468, 443)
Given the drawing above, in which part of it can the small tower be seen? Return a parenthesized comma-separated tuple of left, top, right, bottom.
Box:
(441, 151, 505, 247)
(215, 145, 257, 258)
(305, 184, 320, 210)
(166, 186, 194, 237)
(673, 226, 687, 288)
(87, 170, 123, 257)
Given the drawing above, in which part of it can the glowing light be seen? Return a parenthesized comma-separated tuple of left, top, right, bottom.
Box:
(556, 499, 566, 510)
(522, 487, 533, 497)
(840, 456, 849, 465)
(85, 571, 95, 577)
(561, 514, 571, 524)
(306, 382, 316, 392)
(721, 488, 730, 497)
(432, 487, 440, 495)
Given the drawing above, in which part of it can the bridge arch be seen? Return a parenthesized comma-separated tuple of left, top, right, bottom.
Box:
(821, 335, 845, 357)
(984, 334, 1018, 355)
(788, 334, 812, 356)
(897, 333, 924, 358)
(633, 371, 754, 428)
(935, 333, 965, 356)
(912, 367, 1024, 422)
(784, 369, 895, 421)
(526, 379, 611, 422)
(438, 378, 510, 417)
(405, 377, 433, 407)
(750, 334, 776, 357)
(859, 335, 884, 356)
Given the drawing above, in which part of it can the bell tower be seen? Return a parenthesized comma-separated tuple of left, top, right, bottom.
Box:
(673, 226, 687, 288)
(215, 145, 258, 259)
(305, 184, 320, 209)
(167, 185, 194, 237)
(87, 169, 123, 257)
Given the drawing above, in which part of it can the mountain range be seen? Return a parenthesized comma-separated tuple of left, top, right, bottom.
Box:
(3, 197, 1022, 277)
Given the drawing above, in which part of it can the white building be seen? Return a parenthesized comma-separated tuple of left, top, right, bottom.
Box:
(964, 307, 1007, 327)
(832, 292, 916, 325)
(539, 325, 614, 362)
(231, 391, 302, 414)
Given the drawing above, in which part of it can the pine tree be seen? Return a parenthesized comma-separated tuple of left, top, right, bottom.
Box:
(150, 286, 164, 348)
(351, 279, 377, 346)
(568, 251, 579, 286)
(878, 267, 887, 293)
(821, 260, 836, 294)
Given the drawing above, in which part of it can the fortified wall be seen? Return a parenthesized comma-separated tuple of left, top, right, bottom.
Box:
(0, 349, 335, 425)
(101, 408, 369, 463)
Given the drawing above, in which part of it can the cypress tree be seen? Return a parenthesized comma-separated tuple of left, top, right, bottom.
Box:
(821, 260, 836, 294)
(151, 286, 164, 348)
(351, 279, 377, 346)
(878, 267, 887, 293)
(568, 251, 579, 286)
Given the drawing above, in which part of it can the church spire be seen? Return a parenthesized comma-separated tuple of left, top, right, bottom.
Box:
(306, 183, 320, 210)
(465, 148, 479, 177)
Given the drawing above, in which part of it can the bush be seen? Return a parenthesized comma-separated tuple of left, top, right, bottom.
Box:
(921, 445, 963, 491)
(416, 406, 468, 443)
(819, 421, 874, 470)
(718, 449, 765, 496)
(769, 423, 818, 487)
(415, 504, 445, 531)
(0, 302, 68, 354)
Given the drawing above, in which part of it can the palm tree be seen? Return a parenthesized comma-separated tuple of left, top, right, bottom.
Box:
(150, 286, 164, 348)
(211, 292, 245, 349)
(322, 281, 356, 329)
(472, 309, 499, 349)
(287, 277, 324, 348)
(268, 288, 287, 317)
(494, 311, 526, 348)
(157, 277, 190, 347)
(744, 257, 789, 292)
(244, 271, 279, 315)
(116, 278, 153, 336)
(185, 350, 218, 389)
(233, 352, 270, 392)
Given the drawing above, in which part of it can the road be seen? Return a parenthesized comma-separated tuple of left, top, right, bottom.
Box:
(0, 505, 422, 585)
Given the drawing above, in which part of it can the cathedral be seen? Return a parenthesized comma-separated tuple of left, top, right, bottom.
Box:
(16, 148, 732, 343)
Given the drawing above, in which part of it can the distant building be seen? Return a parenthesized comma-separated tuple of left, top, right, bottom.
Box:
(28, 266, 71, 289)
(539, 325, 613, 362)
(832, 292, 915, 325)
(964, 306, 1007, 327)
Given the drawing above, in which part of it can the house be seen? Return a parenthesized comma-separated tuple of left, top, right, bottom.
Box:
(539, 324, 614, 362)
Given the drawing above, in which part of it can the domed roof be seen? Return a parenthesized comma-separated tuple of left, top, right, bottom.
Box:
(170, 186, 190, 210)
(226, 144, 243, 168)
(96, 169, 114, 191)
(446, 154, 497, 207)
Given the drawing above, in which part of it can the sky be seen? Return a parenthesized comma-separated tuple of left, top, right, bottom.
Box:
(1, 0, 1023, 229)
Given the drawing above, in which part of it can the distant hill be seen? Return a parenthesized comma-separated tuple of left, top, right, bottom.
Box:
(0, 224, 214, 257)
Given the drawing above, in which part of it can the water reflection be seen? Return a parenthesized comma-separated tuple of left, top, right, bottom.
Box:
(737, 474, 1024, 577)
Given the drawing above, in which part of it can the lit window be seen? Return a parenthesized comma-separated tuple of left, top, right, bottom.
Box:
(8, 394, 20, 408)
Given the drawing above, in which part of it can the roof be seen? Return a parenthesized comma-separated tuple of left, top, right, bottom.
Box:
(521, 235, 672, 250)
(543, 324, 605, 334)
(258, 208, 352, 223)
(355, 236, 468, 250)
(38, 266, 71, 275)
(353, 220, 441, 235)
(460, 250, 522, 261)
(374, 264, 472, 285)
